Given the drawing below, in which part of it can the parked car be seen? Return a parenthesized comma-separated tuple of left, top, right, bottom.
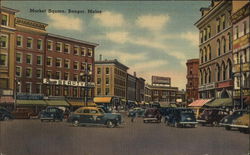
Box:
(166, 108, 197, 128)
(40, 107, 64, 122)
(67, 107, 123, 128)
(0, 107, 13, 121)
(143, 108, 162, 123)
(197, 109, 228, 126)
(11, 108, 37, 119)
(128, 107, 145, 117)
(230, 113, 249, 133)
(220, 110, 247, 130)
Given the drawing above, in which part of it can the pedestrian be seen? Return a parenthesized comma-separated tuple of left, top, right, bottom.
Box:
(131, 112, 136, 123)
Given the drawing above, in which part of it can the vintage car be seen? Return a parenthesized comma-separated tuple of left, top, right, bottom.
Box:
(143, 108, 162, 123)
(67, 107, 123, 128)
(197, 109, 228, 126)
(230, 113, 249, 133)
(11, 108, 37, 119)
(128, 107, 145, 117)
(40, 107, 64, 122)
(0, 107, 13, 121)
(166, 108, 197, 128)
(220, 110, 247, 130)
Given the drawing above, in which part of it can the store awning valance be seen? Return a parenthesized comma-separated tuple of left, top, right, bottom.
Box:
(159, 102, 171, 107)
(205, 98, 232, 107)
(188, 99, 211, 107)
(45, 100, 69, 106)
(93, 97, 112, 103)
(0, 96, 14, 104)
(16, 100, 47, 105)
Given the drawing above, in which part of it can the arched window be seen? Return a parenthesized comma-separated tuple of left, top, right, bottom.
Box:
(228, 32, 232, 50)
(207, 26, 211, 38)
(204, 29, 207, 41)
(221, 15, 225, 29)
(208, 45, 211, 60)
(204, 47, 207, 62)
(200, 31, 203, 43)
(217, 18, 221, 33)
(222, 37, 226, 53)
(217, 39, 221, 56)
(222, 62, 226, 80)
(200, 70, 203, 85)
(208, 68, 211, 83)
(227, 59, 232, 79)
(200, 49, 203, 63)
(204, 70, 207, 84)
(216, 64, 220, 81)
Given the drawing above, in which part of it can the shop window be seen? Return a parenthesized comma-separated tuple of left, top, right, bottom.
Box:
(55, 86, 61, 96)
(64, 86, 69, 96)
(73, 87, 78, 97)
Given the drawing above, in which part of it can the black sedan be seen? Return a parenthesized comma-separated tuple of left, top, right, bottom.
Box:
(40, 107, 64, 122)
(220, 110, 247, 130)
(0, 107, 13, 121)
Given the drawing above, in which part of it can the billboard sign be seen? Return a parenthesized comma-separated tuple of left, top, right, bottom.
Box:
(152, 76, 171, 85)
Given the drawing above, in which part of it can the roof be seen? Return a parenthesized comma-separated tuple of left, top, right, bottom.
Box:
(0, 6, 19, 13)
(188, 99, 211, 107)
(95, 59, 129, 70)
(48, 33, 99, 47)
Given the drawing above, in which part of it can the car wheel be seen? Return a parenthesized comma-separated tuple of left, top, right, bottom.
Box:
(73, 120, 79, 127)
(212, 121, 219, 127)
(107, 120, 115, 128)
(3, 116, 10, 121)
(225, 126, 231, 130)
(174, 122, 178, 128)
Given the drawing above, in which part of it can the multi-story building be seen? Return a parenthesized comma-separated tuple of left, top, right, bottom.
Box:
(136, 77, 145, 103)
(0, 7, 19, 108)
(231, 1, 250, 108)
(144, 84, 152, 103)
(186, 59, 199, 103)
(195, 1, 234, 101)
(176, 90, 186, 106)
(95, 59, 128, 105)
(15, 17, 48, 96)
(126, 73, 136, 103)
(44, 33, 98, 102)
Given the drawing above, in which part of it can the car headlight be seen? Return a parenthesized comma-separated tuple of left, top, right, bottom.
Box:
(224, 119, 228, 123)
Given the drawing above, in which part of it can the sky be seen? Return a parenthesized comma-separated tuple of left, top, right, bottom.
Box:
(3, 1, 210, 90)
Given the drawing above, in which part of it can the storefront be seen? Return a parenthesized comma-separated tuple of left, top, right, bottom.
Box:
(0, 96, 14, 111)
(93, 97, 113, 111)
(188, 99, 211, 118)
(16, 99, 47, 113)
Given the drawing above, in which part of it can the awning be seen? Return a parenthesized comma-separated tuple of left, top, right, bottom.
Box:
(68, 101, 96, 107)
(16, 100, 47, 105)
(205, 98, 233, 107)
(188, 99, 211, 107)
(159, 102, 171, 107)
(45, 100, 69, 106)
(0, 96, 14, 104)
(93, 97, 112, 103)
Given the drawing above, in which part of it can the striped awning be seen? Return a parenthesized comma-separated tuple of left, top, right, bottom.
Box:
(45, 100, 69, 106)
(0, 96, 14, 104)
(188, 99, 211, 107)
(16, 100, 47, 105)
(93, 97, 112, 103)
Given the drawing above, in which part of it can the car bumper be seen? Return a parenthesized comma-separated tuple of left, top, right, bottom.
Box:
(219, 123, 231, 127)
(179, 122, 198, 124)
(197, 119, 207, 123)
(230, 124, 249, 128)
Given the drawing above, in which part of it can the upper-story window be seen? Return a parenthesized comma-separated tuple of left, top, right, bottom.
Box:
(55, 71, 61, 79)
(26, 68, 32, 78)
(228, 32, 232, 50)
(97, 68, 101, 74)
(1, 14, 8, 26)
(222, 37, 226, 53)
(204, 29, 207, 41)
(243, 21, 247, 35)
(81, 62, 86, 70)
(47, 57, 52, 66)
(16, 52, 22, 63)
(17, 36, 23, 47)
(0, 35, 8, 48)
(73, 61, 79, 70)
(81, 47, 86, 56)
(37, 55, 42, 65)
(64, 44, 70, 54)
(106, 68, 109, 74)
(221, 15, 225, 30)
(217, 39, 221, 56)
(74, 46, 79, 55)
(208, 45, 211, 60)
(64, 72, 70, 80)
(0, 54, 7, 66)
(216, 18, 221, 33)
(56, 42, 62, 52)
(37, 39, 42, 50)
(55, 58, 62, 68)
(16, 66, 22, 77)
(200, 31, 203, 43)
(26, 54, 32, 64)
(47, 40, 53, 50)
(64, 59, 70, 69)
(235, 26, 239, 39)
(88, 48, 93, 57)
(27, 38, 33, 49)
(87, 64, 92, 73)
(207, 26, 211, 38)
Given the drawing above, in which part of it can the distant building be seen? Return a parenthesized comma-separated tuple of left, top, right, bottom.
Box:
(136, 77, 145, 103)
(176, 90, 186, 106)
(144, 84, 152, 103)
(186, 59, 199, 103)
(126, 73, 136, 103)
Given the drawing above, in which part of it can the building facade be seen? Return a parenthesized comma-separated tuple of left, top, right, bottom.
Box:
(95, 59, 128, 104)
(195, 1, 234, 100)
(186, 59, 199, 103)
(232, 1, 250, 108)
(144, 84, 152, 103)
(136, 77, 145, 103)
(126, 73, 136, 103)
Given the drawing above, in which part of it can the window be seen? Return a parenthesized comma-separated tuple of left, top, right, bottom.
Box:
(27, 38, 33, 48)
(0, 35, 8, 48)
(74, 46, 79, 55)
(81, 47, 86, 56)
(47, 71, 52, 78)
(56, 42, 62, 52)
(97, 88, 101, 95)
(204, 47, 207, 62)
(36, 69, 42, 78)
(17, 82, 21, 93)
(222, 37, 226, 53)
(105, 88, 110, 95)
(64, 44, 70, 53)
(97, 68, 101, 74)
(204, 29, 207, 41)
(73, 61, 79, 70)
(0, 54, 7, 66)
(216, 18, 220, 33)
(97, 78, 101, 84)
(73, 87, 78, 97)
(81, 62, 86, 70)
(17, 36, 22, 47)
(47, 40, 53, 50)
(37, 55, 42, 65)
(88, 48, 93, 57)
(106, 68, 109, 74)
(1, 14, 8, 26)
(64, 72, 69, 80)
(64, 86, 69, 96)
(228, 33, 232, 50)
(36, 84, 42, 94)
(73, 74, 78, 81)
(243, 21, 247, 35)
(16, 53, 22, 63)
(235, 26, 239, 39)
(87, 64, 92, 72)
(207, 26, 211, 38)
(208, 45, 211, 60)
(47, 57, 52, 66)
(55, 58, 62, 68)
(221, 15, 225, 29)
(200, 31, 203, 43)
(16, 66, 22, 77)
(55, 71, 61, 79)
(55, 86, 61, 96)
(26, 82, 32, 93)
(217, 39, 221, 56)
(26, 54, 32, 64)
(37, 39, 42, 50)
(106, 78, 109, 85)
(26, 68, 32, 78)
(64, 59, 70, 69)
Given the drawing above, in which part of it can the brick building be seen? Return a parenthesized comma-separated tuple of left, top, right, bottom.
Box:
(186, 59, 199, 103)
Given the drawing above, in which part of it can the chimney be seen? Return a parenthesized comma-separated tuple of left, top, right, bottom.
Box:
(99, 54, 102, 61)
(134, 72, 136, 77)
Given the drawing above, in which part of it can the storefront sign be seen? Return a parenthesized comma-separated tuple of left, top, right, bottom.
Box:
(152, 76, 171, 85)
(199, 83, 215, 91)
(234, 63, 250, 72)
(233, 89, 250, 97)
(217, 80, 233, 88)
(43, 78, 95, 87)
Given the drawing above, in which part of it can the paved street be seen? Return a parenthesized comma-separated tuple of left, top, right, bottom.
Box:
(0, 114, 249, 155)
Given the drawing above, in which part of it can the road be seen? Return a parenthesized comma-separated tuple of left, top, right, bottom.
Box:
(0, 114, 249, 155)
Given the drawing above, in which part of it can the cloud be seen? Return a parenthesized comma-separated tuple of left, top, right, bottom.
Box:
(132, 60, 168, 71)
(180, 31, 199, 47)
(94, 11, 125, 27)
(47, 13, 83, 31)
(136, 14, 170, 31)
(106, 32, 129, 43)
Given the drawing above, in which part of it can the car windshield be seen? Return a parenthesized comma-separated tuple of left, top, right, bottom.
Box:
(98, 108, 105, 114)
